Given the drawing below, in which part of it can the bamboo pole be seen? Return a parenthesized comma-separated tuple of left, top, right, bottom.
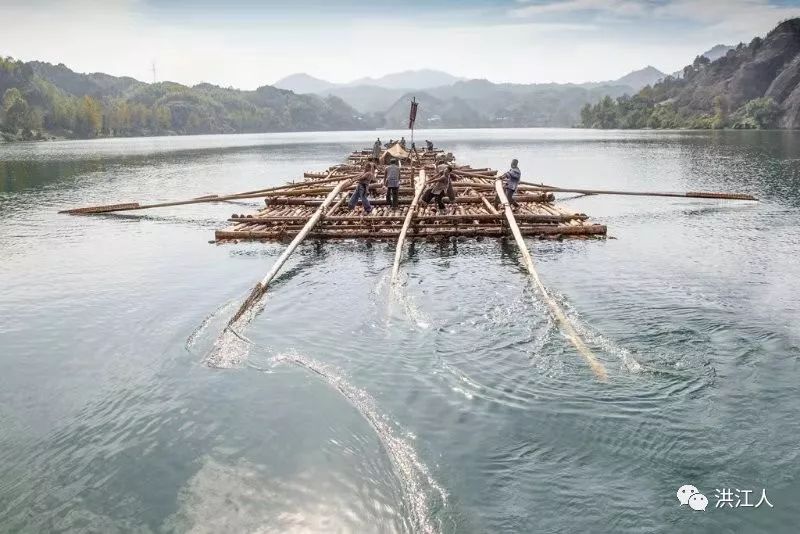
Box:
(61, 190, 287, 214)
(226, 178, 352, 325)
(481, 195, 500, 215)
(452, 169, 499, 179)
(390, 168, 425, 283)
(520, 183, 757, 201)
(495, 180, 608, 381)
(59, 170, 361, 214)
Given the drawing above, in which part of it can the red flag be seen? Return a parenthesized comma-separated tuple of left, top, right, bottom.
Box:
(408, 98, 418, 129)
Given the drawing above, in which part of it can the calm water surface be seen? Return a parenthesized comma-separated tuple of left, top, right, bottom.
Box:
(1, 129, 799, 533)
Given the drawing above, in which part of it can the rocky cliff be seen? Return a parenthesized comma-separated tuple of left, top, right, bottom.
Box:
(582, 18, 800, 129)
(672, 18, 800, 128)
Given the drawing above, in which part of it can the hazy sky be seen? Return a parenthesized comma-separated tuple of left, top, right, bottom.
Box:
(3, 0, 799, 88)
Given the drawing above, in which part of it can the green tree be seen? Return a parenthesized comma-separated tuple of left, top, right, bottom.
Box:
(2, 88, 41, 134)
(75, 95, 102, 137)
(151, 105, 171, 131)
(734, 97, 780, 129)
(712, 95, 729, 129)
(580, 103, 592, 127)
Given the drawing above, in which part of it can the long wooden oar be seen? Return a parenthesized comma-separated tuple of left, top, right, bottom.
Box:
(218, 173, 358, 197)
(521, 183, 757, 201)
(495, 180, 608, 381)
(238, 171, 362, 195)
(226, 178, 352, 326)
(390, 169, 426, 283)
(60, 190, 298, 215)
(59, 172, 360, 215)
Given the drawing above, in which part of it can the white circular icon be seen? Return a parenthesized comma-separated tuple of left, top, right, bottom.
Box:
(688, 493, 709, 511)
(677, 484, 699, 505)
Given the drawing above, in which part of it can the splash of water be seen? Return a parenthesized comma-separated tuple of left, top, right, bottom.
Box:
(186, 299, 239, 351)
(389, 273, 431, 330)
(271, 351, 446, 534)
(550, 290, 643, 374)
(201, 301, 265, 369)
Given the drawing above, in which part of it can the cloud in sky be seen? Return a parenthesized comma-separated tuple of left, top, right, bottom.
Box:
(1, 0, 798, 89)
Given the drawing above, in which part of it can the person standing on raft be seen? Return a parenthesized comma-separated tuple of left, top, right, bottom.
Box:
(372, 138, 382, 160)
(436, 155, 456, 202)
(349, 162, 375, 214)
(495, 159, 521, 207)
(384, 158, 401, 209)
(422, 164, 452, 212)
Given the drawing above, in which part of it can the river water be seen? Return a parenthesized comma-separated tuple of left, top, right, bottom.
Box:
(1, 129, 798, 533)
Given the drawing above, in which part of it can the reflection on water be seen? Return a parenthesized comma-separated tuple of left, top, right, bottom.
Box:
(1, 129, 799, 533)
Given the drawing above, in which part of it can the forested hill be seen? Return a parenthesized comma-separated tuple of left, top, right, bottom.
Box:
(0, 59, 370, 140)
(580, 18, 800, 130)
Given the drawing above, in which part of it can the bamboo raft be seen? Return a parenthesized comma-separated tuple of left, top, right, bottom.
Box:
(214, 147, 607, 242)
(60, 141, 757, 379)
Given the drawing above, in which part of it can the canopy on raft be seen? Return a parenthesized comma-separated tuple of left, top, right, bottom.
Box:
(381, 142, 410, 163)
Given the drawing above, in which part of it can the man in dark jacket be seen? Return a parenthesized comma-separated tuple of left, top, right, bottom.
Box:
(495, 159, 521, 207)
(384, 159, 401, 209)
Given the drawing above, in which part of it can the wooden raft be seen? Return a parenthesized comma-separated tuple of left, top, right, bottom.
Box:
(215, 147, 607, 242)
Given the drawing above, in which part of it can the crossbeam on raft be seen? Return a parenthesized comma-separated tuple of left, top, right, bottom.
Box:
(495, 180, 608, 381)
(215, 224, 608, 241)
(228, 213, 587, 224)
(263, 193, 555, 206)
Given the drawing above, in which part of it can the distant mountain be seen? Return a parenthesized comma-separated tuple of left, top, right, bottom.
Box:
(612, 66, 666, 90)
(29, 61, 143, 97)
(581, 18, 800, 129)
(377, 79, 633, 128)
(273, 67, 661, 125)
(702, 44, 735, 61)
(275, 69, 463, 95)
(273, 73, 337, 94)
(383, 91, 484, 129)
(347, 69, 464, 90)
(321, 85, 406, 114)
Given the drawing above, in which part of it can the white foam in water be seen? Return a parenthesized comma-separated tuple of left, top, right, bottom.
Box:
(203, 325, 252, 368)
(389, 274, 431, 330)
(202, 303, 264, 368)
(550, 290, 643, 374)
(271, 352, 446, 534)
(186, 299, 238, 351)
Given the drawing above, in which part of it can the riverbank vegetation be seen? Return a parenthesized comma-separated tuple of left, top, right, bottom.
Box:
(1, 57, 369, 141)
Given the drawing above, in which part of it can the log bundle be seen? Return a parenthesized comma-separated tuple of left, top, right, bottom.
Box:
(214, 146, 607, 242)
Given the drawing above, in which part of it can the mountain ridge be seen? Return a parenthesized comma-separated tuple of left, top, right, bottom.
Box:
(0, 58, 370, 140)
(580, 18, 800, 129)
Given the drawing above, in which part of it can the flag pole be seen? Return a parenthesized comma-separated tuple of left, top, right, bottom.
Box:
(408, 97, 417, 147)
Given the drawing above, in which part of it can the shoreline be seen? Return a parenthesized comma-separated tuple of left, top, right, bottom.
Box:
(2, 125, 798, 145)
